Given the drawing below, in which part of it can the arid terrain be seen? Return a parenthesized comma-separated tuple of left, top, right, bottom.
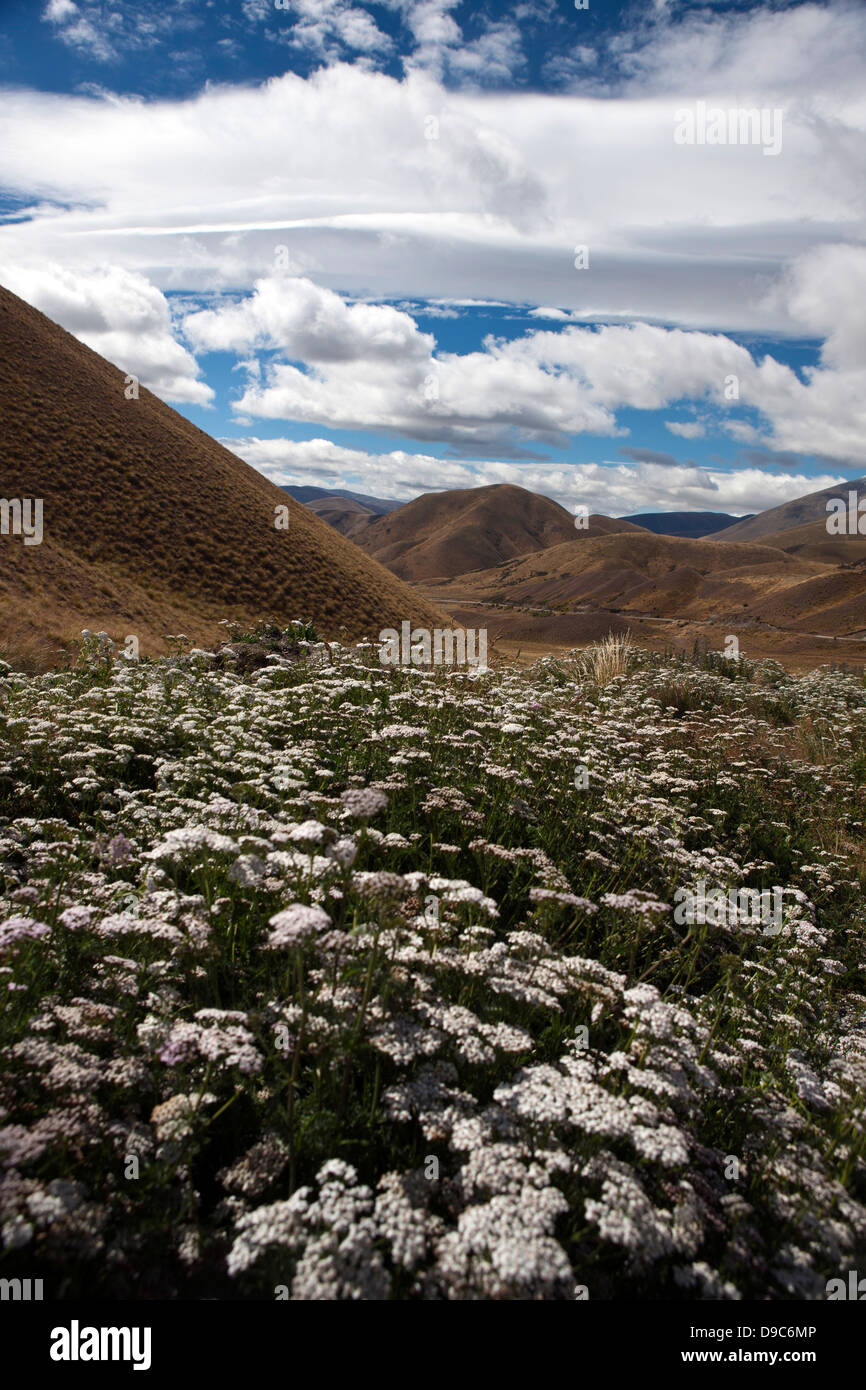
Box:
(350, 483, 587, 580)
(3, 282, 862, 678)
(331, 483, 866, 672)
(0, 286, 447, 670)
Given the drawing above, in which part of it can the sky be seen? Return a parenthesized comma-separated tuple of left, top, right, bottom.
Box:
(1, 0, 864, 517)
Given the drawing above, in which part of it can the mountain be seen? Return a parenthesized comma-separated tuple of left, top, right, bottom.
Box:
(294, 495, 379, 539)
(0, 284, 448, 669)
(280, 486, 404, 539)
(756, 518, 866, 566)
(281, 485, 401, 515)
(717, 476, 866, 543)
(619, 511, 748, 538)
(350, 484, 644, 580)
(426, 529, 866, 636)
(574, 513, 648, 537)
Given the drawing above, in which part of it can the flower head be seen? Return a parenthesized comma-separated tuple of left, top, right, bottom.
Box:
(266, 903, 332, 949)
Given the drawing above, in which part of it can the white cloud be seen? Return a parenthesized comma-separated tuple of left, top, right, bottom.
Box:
(41, 1, 118, 62)
(40, 0, 202, 63)
(385, 1, 527, 84)
(43, 0, 79, 22)
(666, 420, 706, 439)
(221, 436, 483, 496)
(612, 1, 866, 103)
(0, 263, 213, 405)
(183, 275, 433, 363)
(441, 22, 526, 83)
(547, 462, 846, 519)
(5, 9, 866, 469)
(201, 279, 866, 463)
(775, 243, 866, 372)
(222, 434, 846, 519)
(1, 36, 862, 336)
(217, 283, 624, 447)
(276, 0, 393, 59)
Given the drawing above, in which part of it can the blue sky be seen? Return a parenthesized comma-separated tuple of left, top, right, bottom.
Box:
(1, 0, 864, 515)
(0, 2, 786, 98)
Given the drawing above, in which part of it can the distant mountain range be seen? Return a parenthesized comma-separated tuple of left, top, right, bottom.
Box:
(291, 486, 751, 543)
(287, 481, 866, 642)
(281, 485, 401, 515)
(323, 479, 866, 643)
(619, 511, 749, 538)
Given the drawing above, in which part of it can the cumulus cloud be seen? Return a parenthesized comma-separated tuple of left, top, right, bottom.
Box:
(221, 434, 845, 518)
(549, 461, 846, 519)
(194, 277, 866, 464)
(0, 263, 213, 405)
(218, 287, 624, 448)
(666, 420, 706, 439)
(610, 0, 866, 103)
(775, 243, 866, 373)
(274, 0, 394, 60)
(378, 0, 527, 84)
(43, 0, 79, 22)
(183, 275, 433, 363)
(220, 436, 483, 496)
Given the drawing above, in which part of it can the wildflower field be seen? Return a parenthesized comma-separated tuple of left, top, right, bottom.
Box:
(1, 629, 865, 1300)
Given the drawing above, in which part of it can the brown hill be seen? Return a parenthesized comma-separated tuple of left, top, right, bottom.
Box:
(304, 496, 377, 539)
(575, 513, 648, 538)
(427, 529, 866, 636)
(751, 518, 866, 565)
(746, 566, 866, 635)
(0, 284, 448, 668)
(351, 484, 645, 581)
(718, 475, 866, 543)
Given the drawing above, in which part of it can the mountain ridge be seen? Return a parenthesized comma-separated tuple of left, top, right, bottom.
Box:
(350, 483, 646, 580)
(717, 476, 866, 543)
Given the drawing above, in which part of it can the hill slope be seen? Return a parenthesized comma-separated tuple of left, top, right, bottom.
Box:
(428, 529, 866, 635)
(758, 518, 866, 566)
(0, 284, 447, 666)
(718, 476, 866, 543)
(351, 484, 644, 580)
(281, 485, 401, 516)
(297, 496, 379, 539)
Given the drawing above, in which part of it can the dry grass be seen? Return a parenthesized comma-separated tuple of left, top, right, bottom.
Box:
(578, 631, 634, 685)
(0, 284, 451, 669)
(353, 483, 579, 580)
(426, 524, 866, 639)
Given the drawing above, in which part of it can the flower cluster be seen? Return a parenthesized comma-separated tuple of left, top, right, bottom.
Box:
(0, 640, 864, 1298)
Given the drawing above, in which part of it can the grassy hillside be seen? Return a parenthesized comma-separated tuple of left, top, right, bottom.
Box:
(352, 483, 593, 580)
(0, 284, 448, 669)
